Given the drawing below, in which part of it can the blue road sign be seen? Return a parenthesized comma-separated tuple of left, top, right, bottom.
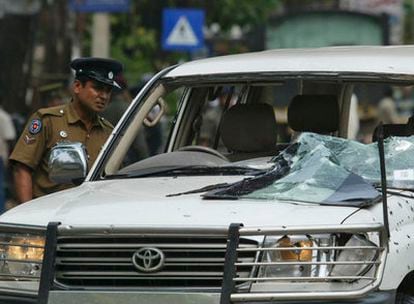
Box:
(162, 8, 204, 51)
(69, 0, 130, 13)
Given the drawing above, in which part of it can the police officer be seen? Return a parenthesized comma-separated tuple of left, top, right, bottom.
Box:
(10, 57, 123, 203)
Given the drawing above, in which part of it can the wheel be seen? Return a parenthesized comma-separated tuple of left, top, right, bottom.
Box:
(396, 293, 414, 304)
(177, 145, 229, 161)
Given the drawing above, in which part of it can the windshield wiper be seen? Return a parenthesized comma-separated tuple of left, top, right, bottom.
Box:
(375, 185, 414, 197)
(167, 182, 231, 197)
(106, 165, 264, 179)
(374, 184, 414, 191)
(203, 157, 291, 199)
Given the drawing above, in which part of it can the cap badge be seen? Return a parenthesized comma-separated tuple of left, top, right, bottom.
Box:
(59, 130, 68, 138)
(29, 119, 42, 135)
(108, 71, 113, 79)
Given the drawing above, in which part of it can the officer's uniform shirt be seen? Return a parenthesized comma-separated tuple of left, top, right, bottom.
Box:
(9, 102, 113, 198)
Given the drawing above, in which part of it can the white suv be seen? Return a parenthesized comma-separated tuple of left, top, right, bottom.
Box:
(1, 46, 414, 304)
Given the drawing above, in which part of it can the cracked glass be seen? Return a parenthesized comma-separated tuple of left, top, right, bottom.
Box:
(207, 133, 414, 205)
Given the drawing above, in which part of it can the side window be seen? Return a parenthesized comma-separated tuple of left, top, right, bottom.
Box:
(120, 85, 185, 167)
(197, 87, 238, 152)
(352, 84, 414, 143)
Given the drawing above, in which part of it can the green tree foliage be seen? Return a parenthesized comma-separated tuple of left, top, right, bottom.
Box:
(403, 0, 414, 44)
(110, 15, 159, 85)
(109, 0, 280, 85)
(204, 0, 280, 30)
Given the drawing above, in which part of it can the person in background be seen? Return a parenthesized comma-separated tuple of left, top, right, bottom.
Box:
(44, 91, 67, 108)
(378, 86, 400, 124)
(199, 88, 235, 150)
(0, 100, 16, 212)
(396, 85, 414, 117)
(102, 74, 131, 125)
(9, 57, 123, 203)
(102, 74, 149, 164)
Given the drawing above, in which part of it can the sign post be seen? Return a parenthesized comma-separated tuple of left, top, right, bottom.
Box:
(69, 0, 130, 13)
(69, 0, 130, 58)
(162, 8, 205, 52)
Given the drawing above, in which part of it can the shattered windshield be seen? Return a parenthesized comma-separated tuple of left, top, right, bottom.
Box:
(204, 133, 414, 206)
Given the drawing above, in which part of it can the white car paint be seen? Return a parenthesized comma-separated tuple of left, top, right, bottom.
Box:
(0, 176, 367, 227)
(5, 173, 413, 293)
(166, 46, 414, 78)
(365, 193, 414, 290)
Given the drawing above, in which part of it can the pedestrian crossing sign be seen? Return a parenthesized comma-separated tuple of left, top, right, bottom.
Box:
(162, 9, 204, 51)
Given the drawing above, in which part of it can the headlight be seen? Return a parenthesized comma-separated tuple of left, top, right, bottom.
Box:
(0, 233, 45, 279)
(259, 234, 331, 278)
(329, 234, 378, 277)
(258, 233, 377, 279)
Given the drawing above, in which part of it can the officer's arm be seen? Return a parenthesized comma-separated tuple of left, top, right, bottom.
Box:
(13, 162, 33, 204)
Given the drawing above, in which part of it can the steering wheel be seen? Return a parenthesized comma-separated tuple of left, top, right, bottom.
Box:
(177, 145, 229, 161)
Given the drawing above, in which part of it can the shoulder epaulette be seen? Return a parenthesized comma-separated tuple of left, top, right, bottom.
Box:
(37, 105, 66, 117)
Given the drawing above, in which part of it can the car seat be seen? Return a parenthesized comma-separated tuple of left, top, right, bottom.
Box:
(288, 94, 339, 134)
(372, 119, 414, 142)
(220, 103, 278, 161)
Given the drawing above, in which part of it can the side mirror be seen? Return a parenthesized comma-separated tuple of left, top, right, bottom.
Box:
(48, 141, 88, 184)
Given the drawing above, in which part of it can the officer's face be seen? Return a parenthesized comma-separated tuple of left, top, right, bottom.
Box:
(74, 79, 112, 113)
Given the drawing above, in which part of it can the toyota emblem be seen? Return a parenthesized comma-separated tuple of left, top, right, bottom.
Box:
(132, 247, 165, 272)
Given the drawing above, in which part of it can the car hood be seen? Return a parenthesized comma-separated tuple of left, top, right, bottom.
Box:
(0, 176, 373, 227)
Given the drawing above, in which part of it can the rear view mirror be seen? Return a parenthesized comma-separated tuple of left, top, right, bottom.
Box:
(48, 141, 88, 184)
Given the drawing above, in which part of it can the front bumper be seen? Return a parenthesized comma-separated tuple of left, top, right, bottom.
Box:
(0, 222, 391, 304)
(0, 290, 397, 304)
(45, 290, 395, 304)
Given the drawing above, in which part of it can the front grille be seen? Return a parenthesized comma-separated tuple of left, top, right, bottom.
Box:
(55, 235, 258, 288)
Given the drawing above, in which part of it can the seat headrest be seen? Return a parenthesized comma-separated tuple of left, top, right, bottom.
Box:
(288, 95, 339, 133)
(220, 103, 277, 152)
(372, 124, 410, 142)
